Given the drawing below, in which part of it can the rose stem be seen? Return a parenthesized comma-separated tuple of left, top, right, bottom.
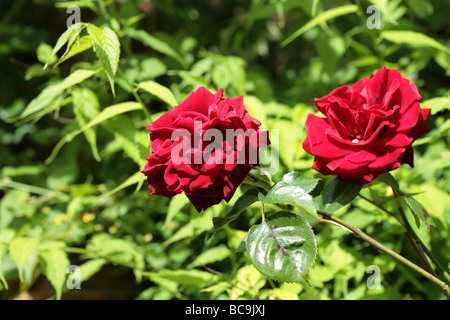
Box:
(394, 194, 450, 289)
(317, 210, 450, 299)
(359, 191, 450, 285)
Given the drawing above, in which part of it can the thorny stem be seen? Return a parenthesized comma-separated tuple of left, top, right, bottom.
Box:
(317, 210, 450, 299)
(359, 191, 450, 286)
(394, 193, 450, 297)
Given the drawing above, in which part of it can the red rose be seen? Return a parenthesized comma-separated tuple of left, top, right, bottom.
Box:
(142, 87, 269, 212)
(303, 67, 430, 185)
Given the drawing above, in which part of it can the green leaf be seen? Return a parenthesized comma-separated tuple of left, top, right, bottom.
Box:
(0, 243, 9, 290)
(45, 22, 85, 68)
(422, 96, 450, 115)
(246, 211, 317, 284)
(46, 101, 142, 164)
(262, 172, 318, 216)
(78, 258, 106, 282)
(72, 87, 100, 161)
(37, 43, 57, 65)
(138, 81, 178, 108)
(282, 5, 358, 46)
(125, 28, 187, 68)
(318, 177, 362, 213)
(86, 24, 121, 95)
(380, 30, 450, 54)
(86, 235, 144, 271)
(375, 173, 417, 197)
(403, 196, 436, 231)
(9, 237, 39, 282)
(107, 115, 147, 167)
(0, 190, 29, 230)
(210, 189, 260, 238)
(165, 193, 190, 228)
(39, 248, 70, 300)
(18, 68, 99, 120)
(229, 265, 265, 299)
(187, 245, 232, 268)
(106, 171, 145, 196)
(54, 35, 93, 68)
(146, 269, 217, 285)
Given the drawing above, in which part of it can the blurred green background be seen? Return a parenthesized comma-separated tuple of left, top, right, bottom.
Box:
(0, 0, 449, 300)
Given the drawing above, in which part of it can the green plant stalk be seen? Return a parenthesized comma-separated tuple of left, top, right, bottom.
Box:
(317, 210, 450, 298)
(394, 194, 450, 288)
(117, 68, 153, 122)
(359, 191, 450, 285)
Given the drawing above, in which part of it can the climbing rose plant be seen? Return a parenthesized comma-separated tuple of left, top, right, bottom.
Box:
(142, 67, 449, 297)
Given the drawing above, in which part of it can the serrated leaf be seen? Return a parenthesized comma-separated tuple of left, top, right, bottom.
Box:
(318, 177, 362, 213)
(282, 5, 359, 46)
(39, 248, 70, 300)
(9, 237, 39, 282)
(262, 172, 318, 216)
(230, 265, 265, 300)
(209, 189, 260, 238)
(187, 245, 232, 268)
(86, 24, 120, 95)
(246, 211, 317, 284)
(403, 196, 436, 231)
(138, 81, 178, 108)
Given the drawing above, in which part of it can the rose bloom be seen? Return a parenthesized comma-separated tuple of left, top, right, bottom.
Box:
(303, 67, 430, 185)
(142, 87, 269, 212)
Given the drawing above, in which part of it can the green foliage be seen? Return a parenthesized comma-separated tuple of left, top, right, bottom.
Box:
(0, 0, 449, 300)
(246, 211, 317, 284)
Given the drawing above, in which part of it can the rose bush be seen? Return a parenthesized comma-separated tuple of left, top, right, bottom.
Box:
(302, 67, 431, 185)
(141, 87, 269, 212)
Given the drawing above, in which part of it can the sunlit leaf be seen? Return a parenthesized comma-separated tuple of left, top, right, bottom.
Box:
(246, 211, 317, 284)
(87, 24, 121, 95)
(9, 237, 39, 282)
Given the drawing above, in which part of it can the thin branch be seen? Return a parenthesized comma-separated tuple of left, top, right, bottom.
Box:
(317, 210, 450, 299)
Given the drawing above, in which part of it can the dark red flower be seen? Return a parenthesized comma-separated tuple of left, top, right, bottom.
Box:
(303, 67, 430, 184)
(142, 87, 269, 212)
